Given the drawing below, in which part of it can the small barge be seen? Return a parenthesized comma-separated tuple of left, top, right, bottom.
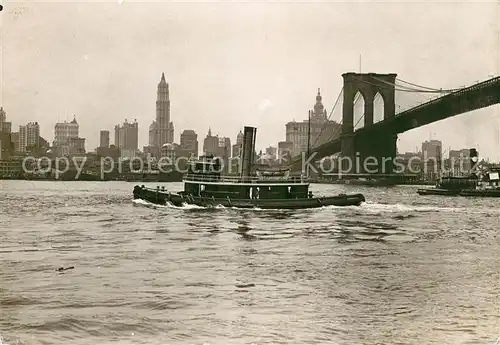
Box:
(133, 126, 366, 209)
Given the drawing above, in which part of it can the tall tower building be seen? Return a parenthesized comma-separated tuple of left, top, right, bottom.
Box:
(285, 89, 340, 157)
(155, 73, 174, 147)
(312, 88, 328, 122)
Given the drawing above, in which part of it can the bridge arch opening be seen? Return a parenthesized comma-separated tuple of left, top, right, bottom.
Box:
(353, 91, 365, 131)
(373, 92, 385, 123)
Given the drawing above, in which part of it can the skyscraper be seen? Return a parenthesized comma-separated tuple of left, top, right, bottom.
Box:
(149, 120, 157, 147)
(180, 129, 198, 158)
(100, 130, 110, 148)
(54, 116, 79, 146)
(0, 107, 13, 160)
(155, 73, 174, 147)
(0, 107, 11, 134)
(232, 129, 243, 158)
(203, 128, 219, 156)
(19, 122, 40, 152)
(114, 119, 139, 157)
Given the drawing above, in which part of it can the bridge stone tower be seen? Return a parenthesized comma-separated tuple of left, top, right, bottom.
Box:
(341, 72, 398, 175)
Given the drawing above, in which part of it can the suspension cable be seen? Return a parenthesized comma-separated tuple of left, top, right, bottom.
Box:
(363, 76, 453, 94)
(396, 77, 463, 92)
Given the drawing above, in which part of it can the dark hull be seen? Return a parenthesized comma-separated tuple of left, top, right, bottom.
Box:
(417, 188, 460, 196)
(459, 189, 500, 197)
(417, 188, 500, 197)
(133, 186, 365, 209)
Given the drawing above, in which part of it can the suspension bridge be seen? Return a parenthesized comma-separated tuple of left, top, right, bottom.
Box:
(289, 72, 500, 174)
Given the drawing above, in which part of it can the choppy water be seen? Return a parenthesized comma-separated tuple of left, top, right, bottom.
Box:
(0, 181, 499, 345)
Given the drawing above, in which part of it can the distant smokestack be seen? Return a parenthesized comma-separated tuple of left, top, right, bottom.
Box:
(240, 126, 257, 178)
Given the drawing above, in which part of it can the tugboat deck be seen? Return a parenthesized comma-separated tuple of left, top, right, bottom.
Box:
(183, 174, 309, 186)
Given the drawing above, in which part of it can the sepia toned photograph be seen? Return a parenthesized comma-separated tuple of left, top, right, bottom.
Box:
(1, 0, 499, 344)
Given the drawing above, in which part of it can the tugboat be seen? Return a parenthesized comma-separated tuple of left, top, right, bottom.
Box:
(416, 175, 479, 196)
(417, 151, 500, 197)
(133, 126, 366, 209)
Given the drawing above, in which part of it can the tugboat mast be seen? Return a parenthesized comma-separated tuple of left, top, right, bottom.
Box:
(306, 109, 311, 178)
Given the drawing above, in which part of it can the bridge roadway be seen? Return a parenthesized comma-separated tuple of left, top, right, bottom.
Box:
(290, 75, 500, 170)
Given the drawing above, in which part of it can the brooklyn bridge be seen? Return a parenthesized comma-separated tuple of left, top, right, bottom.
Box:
(288, 72, 500, 174)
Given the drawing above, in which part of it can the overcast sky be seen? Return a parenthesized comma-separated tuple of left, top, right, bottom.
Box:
(2, 0, 500, 159)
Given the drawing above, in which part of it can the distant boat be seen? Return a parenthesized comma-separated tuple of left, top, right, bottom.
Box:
(417, 170, 500, 197)
(133, 126, 366, 209)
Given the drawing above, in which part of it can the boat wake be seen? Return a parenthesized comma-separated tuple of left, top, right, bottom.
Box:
(133, 198, 498, 215)
(359, 201, 500, 215)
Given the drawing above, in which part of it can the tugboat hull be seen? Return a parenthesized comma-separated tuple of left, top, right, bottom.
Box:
(133, 186, 365, 209)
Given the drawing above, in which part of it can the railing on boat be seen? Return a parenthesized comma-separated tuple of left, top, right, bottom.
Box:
(183, 173, 308, 184)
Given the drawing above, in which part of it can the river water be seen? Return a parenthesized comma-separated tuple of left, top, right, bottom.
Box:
(0, 181, 499, 345)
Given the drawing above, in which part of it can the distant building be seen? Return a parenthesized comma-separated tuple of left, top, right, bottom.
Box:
(160, 143, 191, 172)
(155, 73, 174, 146)
(68, 137, 86, 156)
(448, 148, 472, 176)
(0, 132, 13, 160)
(11, 132, 19, 153)
(285, 89, 341, 157)
(0, 107, 12, 134)
(231, 129, 244, 159)
(149, 120, 157, 147)
(114, 119, 138, 156)
(180, 129, 198, 158)
(143, 145, 159, 159)
(53, 116, 85, 156)
(265, 146, 277, 162)
(19, 122, 40, 153)
(100, 130, 110, 148)
(203, 128, 219, 156)
(422, 140, 442, 180)
(54, 116, 79, 146)
(216, 137, 231, 174)
(0, 108, 13, 159)
(97, 145, 121, 160)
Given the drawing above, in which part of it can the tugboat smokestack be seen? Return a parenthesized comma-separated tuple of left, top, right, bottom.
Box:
(241, 126, 257, 179)
(469, 148, 478, 174)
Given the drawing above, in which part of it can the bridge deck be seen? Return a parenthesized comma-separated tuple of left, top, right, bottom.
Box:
(290, 76, 500, 166)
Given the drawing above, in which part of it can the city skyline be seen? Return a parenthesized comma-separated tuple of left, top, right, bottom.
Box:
(2, 1, 500, 159)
